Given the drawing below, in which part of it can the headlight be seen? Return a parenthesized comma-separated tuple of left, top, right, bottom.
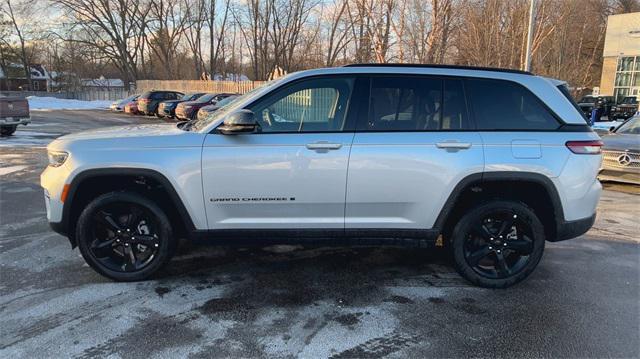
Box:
(47, 150, 69, 167)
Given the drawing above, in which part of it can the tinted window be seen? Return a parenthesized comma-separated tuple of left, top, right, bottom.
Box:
(359, 76, 471, 131)
(248, 77, 354, 133)
(442, 79, 470, 130)
(465, 78, 559, 130)
(362, 77, 442, 131)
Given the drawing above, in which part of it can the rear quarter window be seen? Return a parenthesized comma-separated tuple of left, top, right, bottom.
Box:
(465, 78, 560, 130)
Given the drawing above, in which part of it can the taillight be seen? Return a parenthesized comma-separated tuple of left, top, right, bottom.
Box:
(565, 140, 603, 154)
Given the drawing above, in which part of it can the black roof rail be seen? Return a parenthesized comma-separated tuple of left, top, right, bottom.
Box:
(343, 63, 533, 75)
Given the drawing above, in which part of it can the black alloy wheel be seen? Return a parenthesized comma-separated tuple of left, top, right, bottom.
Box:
(452, 201, 545, 288)
(77, 192, 175, 281)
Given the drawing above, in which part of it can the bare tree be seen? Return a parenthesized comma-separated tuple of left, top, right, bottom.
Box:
(1, 0, 34, 89)
(52, 0, 150, 87)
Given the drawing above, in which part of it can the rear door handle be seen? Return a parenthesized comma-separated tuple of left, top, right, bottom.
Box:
(436, 141, 472, 150)
(306, 142, 342, 150)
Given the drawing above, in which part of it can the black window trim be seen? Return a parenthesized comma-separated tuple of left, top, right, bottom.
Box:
(209, 73, 588, 135)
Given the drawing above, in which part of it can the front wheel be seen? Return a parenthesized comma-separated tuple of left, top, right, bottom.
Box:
(451, 200, 545, 288)
(76, 192, 176, 281)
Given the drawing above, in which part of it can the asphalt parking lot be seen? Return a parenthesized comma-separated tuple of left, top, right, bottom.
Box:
(1, 110, 639, 358)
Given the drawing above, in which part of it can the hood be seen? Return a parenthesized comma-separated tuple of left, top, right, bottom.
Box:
(55, 123, 182, 142)
(603, 133, 640, 152)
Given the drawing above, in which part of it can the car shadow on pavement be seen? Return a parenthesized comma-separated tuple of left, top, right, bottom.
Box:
(150, 242, 468, 317)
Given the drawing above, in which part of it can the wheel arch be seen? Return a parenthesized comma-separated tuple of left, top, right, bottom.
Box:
(434, 171, 565, 242)
(60, 168, 196, 247)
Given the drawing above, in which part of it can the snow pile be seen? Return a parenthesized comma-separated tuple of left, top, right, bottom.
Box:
(27, 96, 112, 111)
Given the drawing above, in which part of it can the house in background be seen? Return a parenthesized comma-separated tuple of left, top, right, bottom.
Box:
(0, 63, 49, 91)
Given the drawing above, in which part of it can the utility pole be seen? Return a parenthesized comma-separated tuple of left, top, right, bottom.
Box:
(524, 0, 536, 72)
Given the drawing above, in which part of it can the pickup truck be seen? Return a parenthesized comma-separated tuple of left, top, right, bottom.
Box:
(0, 96, 30, 136)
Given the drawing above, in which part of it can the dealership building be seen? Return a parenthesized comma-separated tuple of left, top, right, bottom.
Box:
(599, 12, 640, 101)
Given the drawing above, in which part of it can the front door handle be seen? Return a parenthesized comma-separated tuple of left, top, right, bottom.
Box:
(436, 141, 472, 150)
(306, 142, 343, 150)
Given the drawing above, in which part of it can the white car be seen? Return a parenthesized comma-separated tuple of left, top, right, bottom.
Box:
(41, 65, 602, 288)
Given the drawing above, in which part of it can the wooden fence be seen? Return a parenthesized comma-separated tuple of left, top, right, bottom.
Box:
(136, 80, 266, 94)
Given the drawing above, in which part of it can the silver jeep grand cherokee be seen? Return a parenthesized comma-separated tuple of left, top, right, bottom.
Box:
(41, 64, 602, 288)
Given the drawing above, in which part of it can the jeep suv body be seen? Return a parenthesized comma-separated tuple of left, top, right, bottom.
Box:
(41, 65, 602, 287)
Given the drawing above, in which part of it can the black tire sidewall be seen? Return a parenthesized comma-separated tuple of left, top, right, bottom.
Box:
(451, 200, 545, 289)
(76, 191, 175, 281)
(0, 125, 17, 136)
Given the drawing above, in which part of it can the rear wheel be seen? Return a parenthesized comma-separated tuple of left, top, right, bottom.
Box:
(0, 125, 17, 136)
(76, 192, 176, 281)
(451, 200, 545, 288)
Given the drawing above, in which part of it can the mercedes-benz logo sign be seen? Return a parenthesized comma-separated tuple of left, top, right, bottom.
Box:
(7, 103, 13, 110)
(617, 154, 632, 166)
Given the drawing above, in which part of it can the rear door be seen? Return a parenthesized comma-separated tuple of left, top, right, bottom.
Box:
(201, 76, 361, 230)
(464, 78, 569, 178)
(345, 76, 485, 231)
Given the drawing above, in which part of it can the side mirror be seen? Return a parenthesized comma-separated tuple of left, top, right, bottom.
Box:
(217, 110, 258, 135)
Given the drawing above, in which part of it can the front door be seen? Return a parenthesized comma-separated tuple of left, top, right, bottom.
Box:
(345, 76, 485, 231)
(202, 76, 357, 230)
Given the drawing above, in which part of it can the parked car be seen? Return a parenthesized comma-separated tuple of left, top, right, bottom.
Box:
(610, 96, 639, 121)
(41, 64, 602, 288)
(195, 94, 240, 121)
(138, 90, 184, 116)
(157, 93, 206, 119)
(0, 96, 30, 136)
(124, 101, 140, 115)
(110, 94, 139, 112)
(599, 115, 640, 185)
(577, 95, 615, 119)
(175, 93, 235, 120)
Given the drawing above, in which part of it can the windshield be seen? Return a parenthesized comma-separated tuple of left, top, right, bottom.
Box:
(213, 95, 239, 108)
(195, 93, 217, 103)
(190, 82, 277, 132)
(620, 97, 638, 105)
(183, 93, 202, 101)
(615, 117, 640, 134)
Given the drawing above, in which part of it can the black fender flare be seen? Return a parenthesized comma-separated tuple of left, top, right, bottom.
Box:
(55, 168, 196, 241)
(433, 171, 565, 236)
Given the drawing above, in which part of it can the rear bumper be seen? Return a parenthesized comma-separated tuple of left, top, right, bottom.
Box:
(0, 117, 30, 126)
(553, 213, 596, 241)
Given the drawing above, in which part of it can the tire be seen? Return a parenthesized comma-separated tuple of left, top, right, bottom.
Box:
(451, 200, 545, 289)
(76, 191, 176, 281)
(0, 125, 17, 136)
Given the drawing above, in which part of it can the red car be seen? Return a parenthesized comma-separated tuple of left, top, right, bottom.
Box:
(124, 100, 140, 114)
(175, 93, 235, 120)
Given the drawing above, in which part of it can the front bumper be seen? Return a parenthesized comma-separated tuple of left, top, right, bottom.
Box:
(610, 110, 637, 119)
(0, 117, 30, 126)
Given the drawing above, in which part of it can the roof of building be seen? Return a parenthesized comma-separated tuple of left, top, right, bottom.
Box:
(0, 63, 49, 80)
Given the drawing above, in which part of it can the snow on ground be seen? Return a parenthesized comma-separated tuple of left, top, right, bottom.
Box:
(27, 96, 112, 111)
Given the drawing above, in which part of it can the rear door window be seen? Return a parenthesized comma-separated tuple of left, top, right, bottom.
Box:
(465, 78, 560, 130)
(358, 76, 472, 131)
